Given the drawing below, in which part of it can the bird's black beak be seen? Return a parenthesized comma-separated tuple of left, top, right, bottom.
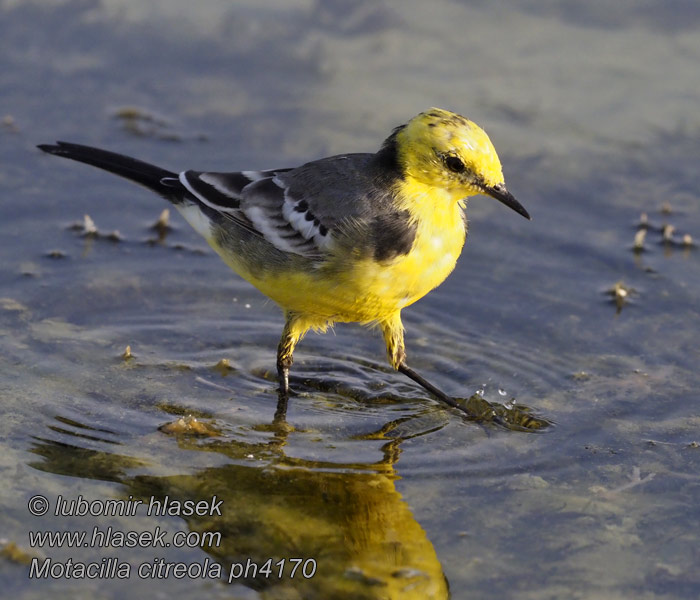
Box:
(483, 183, 531, 220)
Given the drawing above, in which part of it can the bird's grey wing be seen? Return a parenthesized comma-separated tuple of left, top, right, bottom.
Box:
(178, 153, 412, 260)
(275, 154, 416, 261)
(178, 167, 323, 257)
(273, 153, 394, 222)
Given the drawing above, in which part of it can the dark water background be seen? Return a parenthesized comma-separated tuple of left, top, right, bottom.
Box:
(1, 1, 699, 598)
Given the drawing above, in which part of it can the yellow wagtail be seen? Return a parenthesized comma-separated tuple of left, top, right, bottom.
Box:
(39, 108, 530, 414)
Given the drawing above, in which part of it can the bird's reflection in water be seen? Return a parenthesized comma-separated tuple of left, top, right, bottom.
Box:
(30, 400, 450, 599)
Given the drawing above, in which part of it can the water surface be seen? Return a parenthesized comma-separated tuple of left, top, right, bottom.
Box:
(1, 1, 699, 598)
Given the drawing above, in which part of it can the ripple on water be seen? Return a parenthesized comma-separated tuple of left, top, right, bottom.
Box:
(416, 316, 574, 394)
(23, 291, 568, 483)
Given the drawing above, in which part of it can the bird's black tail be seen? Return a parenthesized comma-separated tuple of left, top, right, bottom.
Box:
(37, 141, 183, 200)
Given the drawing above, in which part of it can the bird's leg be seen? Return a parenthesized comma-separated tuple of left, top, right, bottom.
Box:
(380, 313, 408, 372)
(276, 312, 308, 398)
(381, 313, 469, 414)
(397, 364, 467, 412)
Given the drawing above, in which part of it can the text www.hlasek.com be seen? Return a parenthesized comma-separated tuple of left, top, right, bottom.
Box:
(27, 494, 316, 582)
(29, 526, 219, 550)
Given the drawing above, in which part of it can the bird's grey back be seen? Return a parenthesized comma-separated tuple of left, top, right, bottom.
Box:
(276, 153, 398, 226)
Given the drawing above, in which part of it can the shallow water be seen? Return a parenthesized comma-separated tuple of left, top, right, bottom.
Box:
(2, 1, 699, 598)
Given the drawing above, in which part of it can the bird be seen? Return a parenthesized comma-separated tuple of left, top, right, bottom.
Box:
(38, 108, 530, 415)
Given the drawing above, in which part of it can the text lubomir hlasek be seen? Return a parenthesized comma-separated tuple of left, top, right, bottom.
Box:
(53, 495, 223, 517)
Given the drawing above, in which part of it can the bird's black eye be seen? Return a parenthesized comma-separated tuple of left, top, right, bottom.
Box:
(445, 155, 465, 173)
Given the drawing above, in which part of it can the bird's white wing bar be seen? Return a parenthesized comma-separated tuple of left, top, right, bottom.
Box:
(179, 170, 248, 213)
(276, 176, 333, 251)
(178, 169, 330, 258)
(239, 177, 327, 257)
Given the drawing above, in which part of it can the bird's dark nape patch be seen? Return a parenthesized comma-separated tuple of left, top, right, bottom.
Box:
(371, 211, 416, 262)
(372, 126, 405, 182)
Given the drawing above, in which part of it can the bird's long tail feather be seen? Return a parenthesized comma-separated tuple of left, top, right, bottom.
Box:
(37, 141, 182, 200)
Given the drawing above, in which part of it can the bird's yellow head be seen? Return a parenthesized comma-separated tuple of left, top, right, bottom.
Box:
(393, 108, 530, 219)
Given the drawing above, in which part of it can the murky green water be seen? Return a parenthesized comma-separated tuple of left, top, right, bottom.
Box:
(2, 1, 699, 598)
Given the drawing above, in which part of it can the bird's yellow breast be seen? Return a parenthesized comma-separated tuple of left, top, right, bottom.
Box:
(214, 183, 467, 325)
(340, 184, 466, 321)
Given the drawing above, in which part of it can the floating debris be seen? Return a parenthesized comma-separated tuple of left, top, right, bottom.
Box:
(114, 106, 156, 121)
(67, 214, 122, 241)
(19, 261, 40, 277)
(156, 208, 170, 228)
(151, 208, 171, 235)
(83, 214, 98, 236)
(113, 106, 207, 142)
(114, 106, 180, 141)
(212, 358, 234, 376)
(46, 249, 67, 259)
(606, 281, 635, 313)
(633, 207, 695, 254)
(159, 415, 220, 437)
(122, 345, 132, 360)
(662, 224, 675, 243)
(633, 228, 646, 252)
(1, 115, 19, 133)
(613, 283, 627, 301)
(146, 209, 172, 244)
